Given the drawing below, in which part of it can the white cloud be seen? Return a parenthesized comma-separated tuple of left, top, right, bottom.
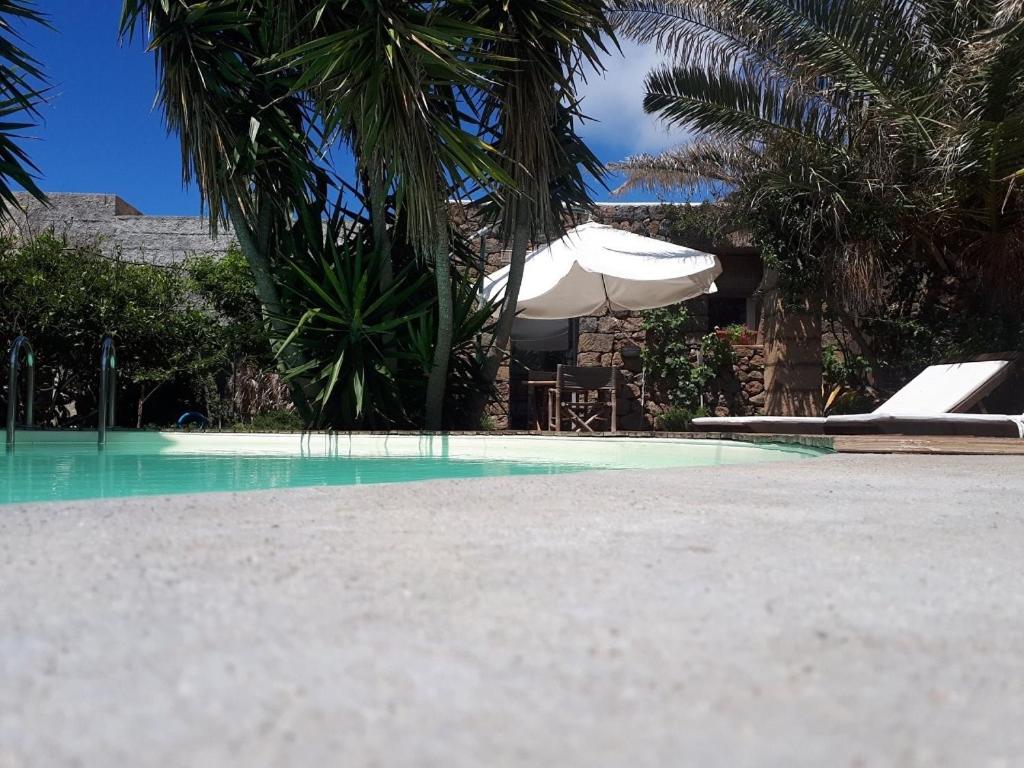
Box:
(577, 39, 688, 157)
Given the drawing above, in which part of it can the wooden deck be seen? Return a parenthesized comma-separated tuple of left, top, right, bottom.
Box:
(448, 430, 1024, 455)
(831, 435, 1024, 455)
(471, 430, 1023, 455)
(511, 430, 1024, 455)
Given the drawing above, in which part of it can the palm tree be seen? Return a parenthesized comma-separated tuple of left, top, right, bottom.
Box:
(611, 0, 1024, 411)
(285, 1, 624, 426)
(0, 0, 49, 215)
(471, 0, 614, 413)
(282, 0, 509, 430)
(120, 0, 340, 420)
(614, 0, 1024, 286)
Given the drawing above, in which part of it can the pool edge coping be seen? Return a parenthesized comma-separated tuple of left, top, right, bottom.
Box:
(11, 428, 1020, 455)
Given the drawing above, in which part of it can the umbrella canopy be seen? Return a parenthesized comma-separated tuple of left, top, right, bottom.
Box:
(480, 222, 722, 319)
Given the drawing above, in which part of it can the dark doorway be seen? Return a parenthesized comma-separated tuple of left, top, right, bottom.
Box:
(507, 318, 577, 429)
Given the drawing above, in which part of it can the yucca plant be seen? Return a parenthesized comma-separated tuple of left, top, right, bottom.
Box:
(274, 209, 499, 430)
(274, 207, 434, 430)
(278, 0, 512, 430)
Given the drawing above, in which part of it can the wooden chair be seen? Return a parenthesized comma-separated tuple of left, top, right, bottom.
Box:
(548, 365, 619, 433)
(524, 369, 557, 431)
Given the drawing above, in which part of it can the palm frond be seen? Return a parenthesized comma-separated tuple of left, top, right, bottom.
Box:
(618, 0, 935, 101)
(279, 0, 506, 256)
(643, 60, 851, 147)
(474, 0, 615, 239)
(0, 0, 49, 214)
(120, 0, 321, 232)
(610, 138, 761, 195)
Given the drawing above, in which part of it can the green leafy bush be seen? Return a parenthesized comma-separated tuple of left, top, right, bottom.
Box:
(654, 406, 708, 432)
(821, 343, 876, 414)
(641, 303, 733, 412)
(720, 323, 756, 344)
(0, 235, 274, 428)
(187, 249, 270, 365)
(232, 409, 304, 432)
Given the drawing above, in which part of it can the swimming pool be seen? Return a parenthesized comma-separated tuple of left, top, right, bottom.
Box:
(2, 432, 826, 505)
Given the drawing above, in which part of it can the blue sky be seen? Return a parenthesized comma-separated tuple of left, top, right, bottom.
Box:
(18, 2, 684, 215)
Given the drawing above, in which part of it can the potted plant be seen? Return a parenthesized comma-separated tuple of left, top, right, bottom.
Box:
(714, 324, 757, 345)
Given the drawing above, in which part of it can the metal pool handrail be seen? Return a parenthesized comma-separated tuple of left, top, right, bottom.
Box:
(6, 335, 35, 450)
(98, 335, 117, 446)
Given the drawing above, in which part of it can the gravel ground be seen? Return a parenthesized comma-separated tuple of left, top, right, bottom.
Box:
(1, 452, 1022, 768)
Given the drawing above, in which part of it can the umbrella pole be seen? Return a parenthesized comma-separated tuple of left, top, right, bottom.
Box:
(640, 365, 646, 429)
(697, 347, 706, 412)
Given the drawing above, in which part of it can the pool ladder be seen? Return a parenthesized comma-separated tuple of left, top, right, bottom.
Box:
(5, 336, 35, 451)
(98, 335, 117, 447)
(5, 335, 118, 450)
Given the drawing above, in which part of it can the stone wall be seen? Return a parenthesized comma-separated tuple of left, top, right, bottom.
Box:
(576, 310, 767, 430)
(578, 310, 647, 430)
(11, 193, 235, 265)
(706, 344, 766, 417)
(592, 202, 674, 239)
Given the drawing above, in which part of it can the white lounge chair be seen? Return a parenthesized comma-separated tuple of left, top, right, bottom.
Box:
(692, 360, 1014, 435)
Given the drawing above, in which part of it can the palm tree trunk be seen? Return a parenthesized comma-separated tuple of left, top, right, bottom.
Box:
(468, 210, 531, 423)
(226, 197, 312, 422)
(369, 172, 393, 290)
(425, 236, 453, 431)
(486, 214, 530, 379)
(369, 171, 399, 378)
(759, 269, 823, 416)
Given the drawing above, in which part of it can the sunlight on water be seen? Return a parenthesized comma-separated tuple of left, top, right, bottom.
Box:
(2, 449, 592, 505)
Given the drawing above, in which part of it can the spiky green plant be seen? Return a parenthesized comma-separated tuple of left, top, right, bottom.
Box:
(275, 238, 433, 429)
(0, 0, 49, 214)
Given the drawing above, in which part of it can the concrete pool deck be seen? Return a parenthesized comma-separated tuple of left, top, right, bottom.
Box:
(1, 452, 1022, 767)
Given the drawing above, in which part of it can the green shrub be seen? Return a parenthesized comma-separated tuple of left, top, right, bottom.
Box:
(821, 343, 877, 414)
(0, 235, 273, 428)
(273, 209, 498, 430)
(187, 250, 270, 365)
(232, 409, 304, 432)
(654, 406, 708, 432)
(640, 303, 733, 412)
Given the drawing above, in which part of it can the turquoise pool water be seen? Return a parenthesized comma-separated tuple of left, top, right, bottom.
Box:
(2, 433, 826, 505)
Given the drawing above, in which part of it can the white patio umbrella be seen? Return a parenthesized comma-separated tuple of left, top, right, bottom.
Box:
(480, 221, 722, 319)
